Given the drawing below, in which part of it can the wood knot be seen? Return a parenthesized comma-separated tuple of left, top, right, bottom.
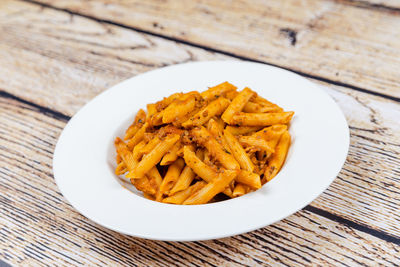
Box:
(280, 28, 297, 46)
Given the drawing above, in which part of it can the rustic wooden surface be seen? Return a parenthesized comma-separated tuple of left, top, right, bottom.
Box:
(1, 0, 399, 266)
(31, 0, 400, 99)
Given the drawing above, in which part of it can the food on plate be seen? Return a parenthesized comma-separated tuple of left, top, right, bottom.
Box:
(114, 82, 293, 204)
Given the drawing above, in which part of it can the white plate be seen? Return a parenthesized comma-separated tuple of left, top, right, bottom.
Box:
(53, 61, 349, 241)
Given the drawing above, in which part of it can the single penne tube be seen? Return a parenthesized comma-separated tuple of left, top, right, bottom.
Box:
(182, 97, 230, 128)
(140, 137, 161, 156)
(201, 81, 237, 101)
(146, 166, 163, 189)
(225, 125, 263, 135)
(162, 181, 206, 204)
(238, 135, 275, 154)
(143, 192, 156, 201)
(131, 176, 156, 195)
(127, 134, 180, 179)
(221, 87, 255, 124)
(115, 140, 146, 179)
(115, 137, 138, 171)
(183, 170, 237, 205)
(155, 92, 184, 110)
(203, 149, 211, 164)
(195, 147, 205, 160)
(157, 158, 185, 200)
(183, 146, 217, 183)
(232, 183, 247, 197)
(224, 90, 239, 100)
(115, 161, 127, 175)
(183, 146, 232, 197)
(254, 125, 287, 152)
(236, 170, 261, 189)
(263, 131, 291, 183)
(191, 126, 240, 170)
(146, 103, 157, 120)
(214, 117, 226, 131)
(150, 111, 164, 126)
(116, 154, 122, 164)
(162, 96, 196, 124)
(127, 122, 149, 150)
(169, 165, 196, 195)
(132, 141, 146, 160)
(224, 129, 254, 172)
(254, 124, 287, 140)
(179, 91, 202, 101)
(172, 106, 203, 127)
(207, 119, 232, 154)
(124, 109, 146, 140)
(232, 111, 294, 126)
(160, 141, 182, 165)
(243, 102, 283, 113)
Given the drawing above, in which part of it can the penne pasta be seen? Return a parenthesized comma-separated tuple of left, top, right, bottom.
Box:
(224, 90, 239, 100)
(183, 146, 217, 183)
(114, 82, 293, 204)
(207, 119, 232, 154)
(160, 141, 182, 165)
(221, 87, 255, 124)
(116, 154, 122, 164)
(232, 183, 247, 197)
(124, 109, 146, 140)
(183, 146, 233, 197)
(140, 137, 161, 156)
(127, 122, 148, 150)
(146, 103, 157, 120)
(183, 170, 237, 205)
(169, 165, 196, 195)
(263, 131, 291, 183)
(225, 125, 263, 135)
(201, 81, 237, 101)
(224, 129, 254, 172)
(115, 137, 138, 171)
(162, 96, 196, 124)
(162, 181, 206, 204)
(254, 125, 287, 152)
(238, 135, 275, 154)
(182, 97, 230, 128)
(237, 170, 261, 189)
(232, 111, 294, 126)
(147, 167, 163, 189)
(115, 161, 127, 175)
(191, 126, 240, 170)
(243, 102, 283, 113)
(131, 176, 156, 195)
(157, 158, 185, 200)
(127, 134, 180, 179)
(155, 92, 183, 111)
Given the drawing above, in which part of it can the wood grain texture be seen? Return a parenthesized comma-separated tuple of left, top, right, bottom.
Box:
(0, 0, 227, 116)
(1, 97, 399, 266)
(342, 0, 400, 9)
(1, 0, 400, 239)
(31, 0, 400, 98)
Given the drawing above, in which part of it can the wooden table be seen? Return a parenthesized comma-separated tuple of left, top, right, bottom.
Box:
(1, 0, 399, 265)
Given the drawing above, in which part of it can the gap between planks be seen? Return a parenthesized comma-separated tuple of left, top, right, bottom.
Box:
(339, 0, 400, 12)
(19, 0, 400, 103)
(1, 91, 399, 246)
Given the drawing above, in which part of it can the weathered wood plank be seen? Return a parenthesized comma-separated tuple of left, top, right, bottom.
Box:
(1, 97, 399, 266)
(343, 0, 400, 9)
(31, 0, 400, 98)
(1, 0, 400, 238)
(0, 0, 228, 116)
